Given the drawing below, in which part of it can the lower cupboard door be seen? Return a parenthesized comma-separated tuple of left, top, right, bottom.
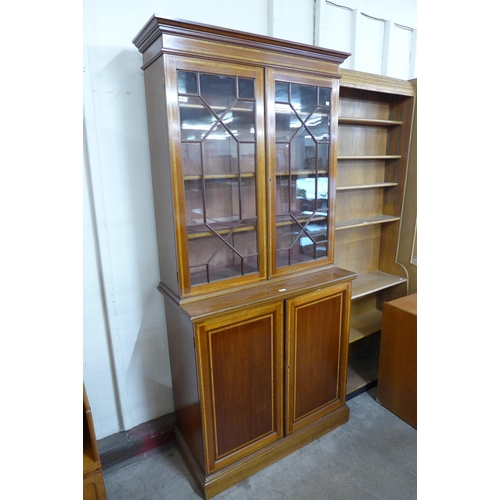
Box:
(285, 283, 350, 435)
(196, 302, 284, 473)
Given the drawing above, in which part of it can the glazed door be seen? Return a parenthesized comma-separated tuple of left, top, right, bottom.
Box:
(266, 69, 340, 278)
(166, 56, 267, 297)
(196, 302, 284, 473)
(285, 283, 351, 434)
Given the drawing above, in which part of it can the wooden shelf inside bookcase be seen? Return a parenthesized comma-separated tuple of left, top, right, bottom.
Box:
(338, 117, 404, 126)
(346, 348, 379, 395)
(349, 309, 383, 343)
(337, 155, 401, 161)
(335, 215, 400, 231)
(337, 182, 398, 191)
(276, 169, 328, 176)
(351, 271, 406, 300)
(184, 173, 256, 181)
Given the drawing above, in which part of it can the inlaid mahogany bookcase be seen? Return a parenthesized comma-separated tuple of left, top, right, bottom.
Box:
(133, 15, 414, 498)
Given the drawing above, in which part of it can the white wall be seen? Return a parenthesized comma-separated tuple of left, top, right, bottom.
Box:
(83, 0, 417, 440)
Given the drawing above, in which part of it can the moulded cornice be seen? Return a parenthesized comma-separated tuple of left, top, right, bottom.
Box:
(132, 15, 351, 66)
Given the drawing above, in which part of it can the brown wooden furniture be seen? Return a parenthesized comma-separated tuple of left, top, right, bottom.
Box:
(84, 385, 107, 500)
(133, 16, 357, 499)
(377, 293, 417, 428)
(335, 70, 416, 396)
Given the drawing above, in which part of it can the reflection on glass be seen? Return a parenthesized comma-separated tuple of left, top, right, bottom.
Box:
(274, 80, 332, 269)
(177, 70, 259, 285)
(178, 71, 197, 94)
(179, 96, 216, 142)
(291, 84, 316, 120)
(200, 74, 236, 115)
(238, 78, 254, 99)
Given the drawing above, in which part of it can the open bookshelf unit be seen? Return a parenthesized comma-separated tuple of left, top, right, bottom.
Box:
(335, 69, 415, 396)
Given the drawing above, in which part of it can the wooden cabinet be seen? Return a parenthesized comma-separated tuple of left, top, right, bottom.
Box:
(84, 385, 107, 500)
(377, 293, 417, 428)
(162, 274, 353, 497)
(132, 15, 359, 499)
(335, 69, 416, 396)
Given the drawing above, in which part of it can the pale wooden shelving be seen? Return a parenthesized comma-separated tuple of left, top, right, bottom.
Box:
(336, 182, 398, 191)
(335, 215, 401, 230)
(336, 68, 415, 397)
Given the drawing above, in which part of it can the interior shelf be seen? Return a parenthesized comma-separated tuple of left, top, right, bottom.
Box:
(184, 173, 256, 181)
(349, 309, 383, 343)
(187, 223, 258, 239)
(351, 271, 406, 300)
(337, 155, 401, 161)
(336, 182, 398, 191)
(346, 347, 379, 395)
(276, 169, 328, 176)
(335, 215, 400, 231)
(338, 117, 404, 126)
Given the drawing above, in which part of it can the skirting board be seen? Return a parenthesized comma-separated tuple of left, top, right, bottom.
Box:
(98, 412, 176, 469)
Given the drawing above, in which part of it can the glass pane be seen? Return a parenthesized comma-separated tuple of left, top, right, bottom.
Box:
(202, 124, 238, 175)
(184, 180, 204, 225)
(317, 143, 329, 171)
(240, 178, 257, 219)
(232, 222, 258, 256)
(205, 179, 240, 222)
(200, 74, 236, 116)
(178, 71, 197, 94)
(306, 109, 330, 142)
(275, 81, 289, 102)
(295, 175, 316, 214)
(229, 100, 255, 142)
(275, 143, 289, 174)
(275, 215, 301, 251)
(180, 96, 215, 141)
(275, 103, 297, 142)
(316, 176, 329, 210)
(188, 224, 259, 285)
(240, 143, 255, 174)
(291, 84, 316, 120)
(318, 87, 331, 106)
(182, 143, 202, 176)
(238, 78, 254, 99)
(276, 176, 290, 215)
(207, 244, 243, 280)
(291, 127, 315, 171)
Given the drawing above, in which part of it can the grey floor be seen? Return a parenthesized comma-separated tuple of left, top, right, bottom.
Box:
(102, 388, 417, 500)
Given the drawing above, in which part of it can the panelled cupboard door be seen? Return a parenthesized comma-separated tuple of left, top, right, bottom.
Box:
(285, 283, 350, 434)
(266, 69, 340, 278)
(195, 303, 284, 473)
(165, 56, 268, 297)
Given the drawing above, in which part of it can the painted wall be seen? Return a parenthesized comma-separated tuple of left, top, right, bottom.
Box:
(83, 0, 417, 439)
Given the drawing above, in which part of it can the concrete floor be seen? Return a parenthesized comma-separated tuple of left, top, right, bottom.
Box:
(102, 388, 417, 499)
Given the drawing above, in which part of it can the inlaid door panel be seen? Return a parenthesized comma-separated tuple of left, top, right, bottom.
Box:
(196, 303, 284, 472)
(285, 283, 350, 434)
